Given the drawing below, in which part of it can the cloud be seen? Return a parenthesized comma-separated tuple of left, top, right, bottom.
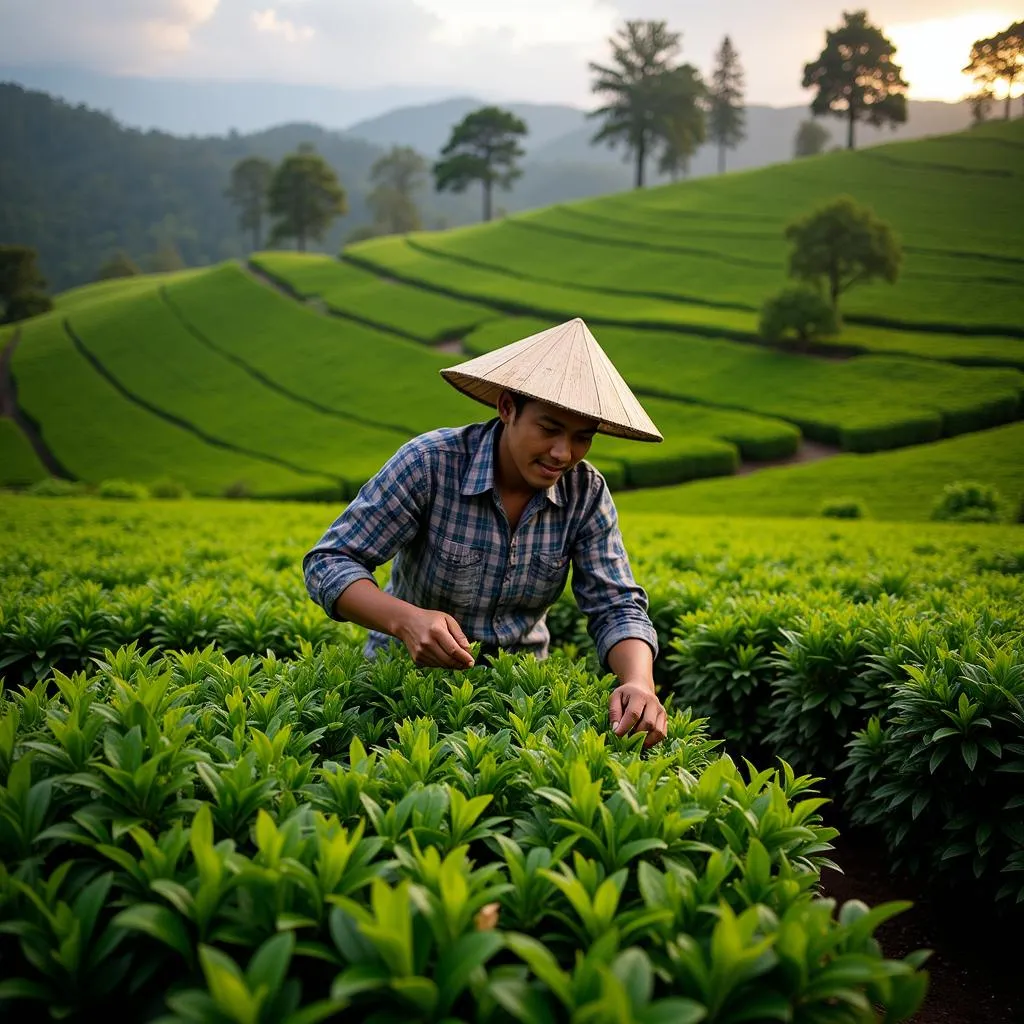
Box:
(251, 8, 315, 43)
(0, 0, 995, 107)
(0, 0, 220, 70)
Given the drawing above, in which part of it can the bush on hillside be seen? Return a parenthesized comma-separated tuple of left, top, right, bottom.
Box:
(931, 480, 1004, 523)
(149, 477, 190, 499)
(26, 478, 87, 497)
(96, 250, 140, 280)
(98, 478, 149, 501)
(819, 496, 868, 519)
(759, 286, 838, 349)
(4, 289, 53, 322)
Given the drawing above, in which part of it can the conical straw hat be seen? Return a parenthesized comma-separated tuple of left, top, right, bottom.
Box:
(440, 318, 663, 443)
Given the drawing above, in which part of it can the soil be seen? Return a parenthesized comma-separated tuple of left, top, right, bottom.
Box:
(818, 826, 1022, 1023)
(735, 438, 842, 476)
(434, 338, 465, 355)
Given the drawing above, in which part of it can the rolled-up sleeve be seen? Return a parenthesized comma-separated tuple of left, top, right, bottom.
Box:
(302, 442, 429, 620)
(570, 477, 658, 667)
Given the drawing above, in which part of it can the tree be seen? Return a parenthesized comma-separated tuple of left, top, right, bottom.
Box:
(433, 107, 528, 223)
(793, 119, 832, 157)
(368, 146, 427, 235)
(0, 245, 52, 323)
(785, 196, 902, 315)
(657, 65, 707, 180)
(964, 20, 1024, 121)
(147, 242, 186, 273)
(268, 146, 347, 252)
(802, 10, 909, 150)
(759, 286, 839, 350)
(589, 20, 696, 188)
(707, 36, 746, 174)
(97, 251, 140, 280)
(968, 90, 995, 124)
(225, 155, 274, 251)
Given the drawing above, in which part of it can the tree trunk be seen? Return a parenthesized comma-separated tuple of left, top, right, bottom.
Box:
(1006, 89, 1012, 121)
(483, 180, 492, 222)
(635, 136, 645, 189)
(847, 108, 856, 150)
(830, 274, 840, 311)
(718, 143, 725, 175)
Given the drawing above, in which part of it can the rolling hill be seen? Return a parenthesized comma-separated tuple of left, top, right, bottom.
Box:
(2, 117, 1022, 517)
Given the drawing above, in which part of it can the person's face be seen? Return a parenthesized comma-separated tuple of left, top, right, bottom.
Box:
(497, 392, 599, 490)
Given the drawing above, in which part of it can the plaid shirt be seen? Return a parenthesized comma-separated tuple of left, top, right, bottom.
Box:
(302, 418, 658, 664)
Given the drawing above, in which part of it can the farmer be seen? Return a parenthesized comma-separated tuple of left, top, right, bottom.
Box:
(303, 318, 668, 748)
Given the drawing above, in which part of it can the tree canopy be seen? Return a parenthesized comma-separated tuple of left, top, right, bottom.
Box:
(802, 10, 909, 150)
(589, 20, 705, 188)
(793, 119, 832, 158)
(707, 36, 746, 174)
(0, 245, 52, 324)
(225, 156, 274, 252)
(368, 146, 428, 235)
(964, 20, 1024, 121)
(433, 107, 528, 223)
(96, 251, 141, 281)
(657, 65, 707, 180)
(785, 196, 902, 314)
(268, 146, 348, 252)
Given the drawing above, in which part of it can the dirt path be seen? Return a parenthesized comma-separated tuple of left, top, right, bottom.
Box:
(0, 330, 74, 479)
(735, 438, 842, 476)
(434, 339, 465, 355)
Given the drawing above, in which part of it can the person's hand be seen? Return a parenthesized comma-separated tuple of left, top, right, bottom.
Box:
(396, 607, 475, 669)
(608, 682, 668, 749)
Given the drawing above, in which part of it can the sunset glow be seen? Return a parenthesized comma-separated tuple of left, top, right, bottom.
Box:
(887, 10, 1022, 101)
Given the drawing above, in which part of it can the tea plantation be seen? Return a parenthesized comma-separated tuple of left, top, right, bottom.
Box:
(2, 118, 1023, 506)
(5, 493, 1023, 1021)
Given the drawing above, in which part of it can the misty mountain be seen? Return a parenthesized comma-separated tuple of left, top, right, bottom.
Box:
(344, 98, 589, 156)
(0, 64, 457, 135)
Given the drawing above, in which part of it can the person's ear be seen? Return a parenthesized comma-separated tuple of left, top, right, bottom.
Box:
(497, 391, 515, 424)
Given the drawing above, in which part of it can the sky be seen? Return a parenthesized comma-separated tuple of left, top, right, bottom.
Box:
(0, 1, 1019, 109)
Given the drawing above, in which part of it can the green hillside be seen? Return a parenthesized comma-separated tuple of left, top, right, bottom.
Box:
(2, 119, 1022, 516)
(616, 422, 1024, 521)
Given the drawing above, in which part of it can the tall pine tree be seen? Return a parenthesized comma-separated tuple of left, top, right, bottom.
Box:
(707, 36, 746, 174)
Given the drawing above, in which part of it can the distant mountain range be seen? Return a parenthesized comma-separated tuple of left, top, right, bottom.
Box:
(0, 69, 975, 290)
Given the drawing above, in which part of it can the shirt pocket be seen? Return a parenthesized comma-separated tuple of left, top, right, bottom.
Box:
(526, 551, 570, 609)
(432, 538, 486, 613)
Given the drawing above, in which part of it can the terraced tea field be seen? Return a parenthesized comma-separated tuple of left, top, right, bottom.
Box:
(1, 118, 1022, 514)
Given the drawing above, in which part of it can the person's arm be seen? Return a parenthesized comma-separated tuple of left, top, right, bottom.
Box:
(334, 580, 473, 669)
(570, 477, 667, 748)
(302, 443, 473, 669)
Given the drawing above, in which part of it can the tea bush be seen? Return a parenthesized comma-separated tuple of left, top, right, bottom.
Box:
(0, 637, 929, 1021)
(931, 480, 1005, 523)
(98, 479, 150, 500)
(819, 497, 868, 519)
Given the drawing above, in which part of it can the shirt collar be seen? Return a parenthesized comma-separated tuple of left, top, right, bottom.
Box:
(461, 418, 566, 507)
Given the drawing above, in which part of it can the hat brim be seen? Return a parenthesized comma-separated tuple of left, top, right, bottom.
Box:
(440, 370, 664, 443)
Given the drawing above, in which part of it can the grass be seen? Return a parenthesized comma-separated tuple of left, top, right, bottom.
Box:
(615, 421, 1024, 522)
(0, 419, 47, 487)
(252, 251, 499, 342)
(466, 317, 1024, 451)
(10, 309, 332, 498)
